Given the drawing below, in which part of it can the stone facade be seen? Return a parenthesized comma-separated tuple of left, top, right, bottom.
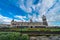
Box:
(10, 15, 48, 28)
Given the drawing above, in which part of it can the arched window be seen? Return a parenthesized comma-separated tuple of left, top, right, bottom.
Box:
(31, 26, 33, 28)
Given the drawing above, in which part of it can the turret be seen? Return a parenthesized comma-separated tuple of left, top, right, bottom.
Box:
(30, 18, 32, 22)
(42, 15, 48, 26)
(11, 19, 14, 25)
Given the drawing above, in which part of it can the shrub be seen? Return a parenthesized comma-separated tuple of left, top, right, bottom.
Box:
(0, 32, 29, 40)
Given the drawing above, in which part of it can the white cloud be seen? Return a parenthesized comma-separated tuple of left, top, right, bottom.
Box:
(45, 2, 60, 26)
(19, 0, 33, 13)
(39, 0, 56, 15)
(14, 19, 23, 22)
(0, 15, 12, 24)
(15, 15, 26, 19)
(18, 0, 56, 15)
(28, 14, 42, 22)
(14, 15, 27, 22)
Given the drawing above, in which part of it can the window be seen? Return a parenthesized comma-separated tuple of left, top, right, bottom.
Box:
(31, 26, 33, 28)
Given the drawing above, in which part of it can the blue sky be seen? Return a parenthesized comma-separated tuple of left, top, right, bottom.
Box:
(0, 0, 60, 26)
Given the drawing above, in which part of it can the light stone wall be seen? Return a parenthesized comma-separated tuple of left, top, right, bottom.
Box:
(11, 22, 44, 27)
(0, 21, 45, 27)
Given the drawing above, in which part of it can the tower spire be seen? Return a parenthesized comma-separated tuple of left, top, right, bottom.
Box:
(11, 19, 14, 25)
(42, 15, 48, 26)
(30, 16, 33, 22)
(11, 19, 14, 22)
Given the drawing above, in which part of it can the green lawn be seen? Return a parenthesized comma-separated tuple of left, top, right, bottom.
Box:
(7, 28, 60, 32)
(0, 28, 60, 32)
